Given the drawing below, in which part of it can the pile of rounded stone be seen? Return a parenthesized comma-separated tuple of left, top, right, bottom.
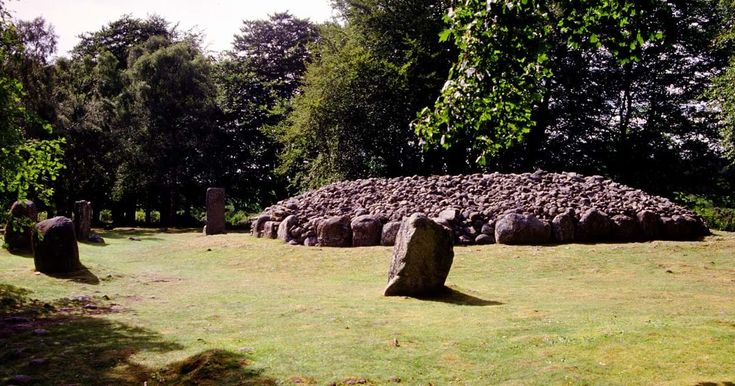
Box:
(251, 171, 709, 246)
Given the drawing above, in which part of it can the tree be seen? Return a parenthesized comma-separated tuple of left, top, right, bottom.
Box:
(276, 0, 455, 190)
(124, 38, 218, 227)
(711, 0, 735, 169)
(415, 0, 663, 164)
(214, 13, 319, 207)
(0, 3, 64, 207)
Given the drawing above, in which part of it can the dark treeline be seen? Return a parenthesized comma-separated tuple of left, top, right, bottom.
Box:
(2, 0, 735, 227)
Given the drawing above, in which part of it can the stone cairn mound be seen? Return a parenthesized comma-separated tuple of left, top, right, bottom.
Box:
(252, 171, 709, 246)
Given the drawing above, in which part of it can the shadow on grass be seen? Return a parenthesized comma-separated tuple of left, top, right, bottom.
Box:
(695, 382, 735, 386)
(5, 248, 33, 259)
(415, 286, 504, 307)
(43, 266, 100, 285)
(0, 283, 277, 385)
(98, 229, 164, 242)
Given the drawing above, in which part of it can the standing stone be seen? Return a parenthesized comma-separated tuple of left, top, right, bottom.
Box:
(384, 214, 454, 296)
(351, 215, 382, 247)
(4, 200, 38, 251)
(205, 188, 226, 235)
(317, 215, 352, 247)
(32, 217, 81, 274)
(72, 200, 93, 241)
(381, 221, 402, 246)
(494, 213, 551, 245)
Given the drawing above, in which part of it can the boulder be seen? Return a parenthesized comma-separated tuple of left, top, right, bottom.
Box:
(494, 213, 551, 245)
(351, 215, 382, 247)
(474, 234, 494, 244)
(72, 200, 93, 241)
(262, 221, 279, 239)
(381, 221, 402, 246)
(384, 214, 454, 296)
(251, 215, 271, 237)
(4, 200, 38, 251)
(637, 210, 661, 240)
(317, 215, 352, 247)
(611, 214, 638, 241)
(661, 215, 706, 241)
(551, 211, 575, 243)
(32, 217, 81, 274)
(277, 215, 300, 242)
(577, 208, 612, 242)
(205, 188, 226, 235)
(437, 208, 460, 223)
(303, 236, 318, 246)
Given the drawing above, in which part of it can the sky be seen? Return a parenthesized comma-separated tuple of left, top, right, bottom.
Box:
(7, 0, 336, 57)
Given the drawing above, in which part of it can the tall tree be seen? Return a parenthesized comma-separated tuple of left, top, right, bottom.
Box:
(214, 13, 319, 207)
(276, 0, 455, 190)
(0, 3, 64, 207)
(124, 38, 218, 227)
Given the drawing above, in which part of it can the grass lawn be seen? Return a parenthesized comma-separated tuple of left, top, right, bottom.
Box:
(1, 229, 734, 385)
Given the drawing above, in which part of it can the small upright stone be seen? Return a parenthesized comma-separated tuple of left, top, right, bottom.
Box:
(32, 217, 81, 274)
(381, 221, 402, 246)
(494, 213, 551, 245)
(351, 215, 382, 247)
(251, 214, 271, 237)
(551, 211, 576, 243)
(205, 188, 226, 235)
(317, 215, 352, 247)
(384, 214, 454, 296)
(4, 200, 38, 251)
(577, 208, 612, 242)
(73, 200, 93, 241)
(277, 215, 300, 242)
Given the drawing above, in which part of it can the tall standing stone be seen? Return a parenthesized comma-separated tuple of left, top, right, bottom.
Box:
(384, 214, 454, 296)
(205, 188, 226, 235)
(4, 200, 38, 251)
(32, 217, 81, 274)
(73, 200, 93, 241)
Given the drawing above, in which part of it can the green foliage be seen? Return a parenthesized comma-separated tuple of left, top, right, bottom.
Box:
(676, 194, 735, 231)
(415, 0, 662, 164)
(710, 0, 735, 169)
(213, 13, 319, 207)
(0, 8, 64, 204)
(277, 0, 454, 190)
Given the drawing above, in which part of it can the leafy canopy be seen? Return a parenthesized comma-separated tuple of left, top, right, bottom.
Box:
(415, 0, 662, 164)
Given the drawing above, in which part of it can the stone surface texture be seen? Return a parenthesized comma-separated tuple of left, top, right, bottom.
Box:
(73, 200, 93, 241)
(255, 171, 709, 246)
(384, 214, 454, 296)
(205, 188, 226, 235)
(4, 200, 38, 251)
(32, 216, 81, 274)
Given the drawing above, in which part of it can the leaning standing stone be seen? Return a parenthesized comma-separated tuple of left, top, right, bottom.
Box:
(205, 188, 226, 235)
(384, 214, 454, 297)
(4, 200, 38, 251)
(32, 217, 81, 274)
(73, 200, 93, 241)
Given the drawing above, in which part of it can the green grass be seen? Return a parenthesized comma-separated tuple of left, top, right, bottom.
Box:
(1, 229, 735, 385)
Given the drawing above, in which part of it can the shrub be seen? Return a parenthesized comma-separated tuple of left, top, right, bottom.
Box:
(676, 194, 735, 232)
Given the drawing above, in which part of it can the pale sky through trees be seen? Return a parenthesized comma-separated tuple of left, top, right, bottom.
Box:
(7, 0, 335, 57)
